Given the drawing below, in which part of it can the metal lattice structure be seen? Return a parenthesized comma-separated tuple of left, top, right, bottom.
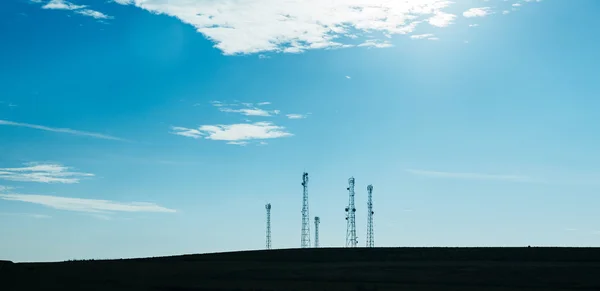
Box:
(265, 203, 272, 250)
(314, 216, 320, 248)
(366, 185, 374, 248)
(301, 172, 311, 248)
(345, 177, 358, 247)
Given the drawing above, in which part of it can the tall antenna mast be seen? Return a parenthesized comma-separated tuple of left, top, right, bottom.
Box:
(265, 203, 272, 250)
(345, 177, 358, 247)
(314, 216, 320, 248)
(301, 172, 311, 248)
(366, 185, 374, 248)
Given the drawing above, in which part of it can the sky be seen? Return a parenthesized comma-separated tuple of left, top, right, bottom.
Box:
(1, 0, 600, 262)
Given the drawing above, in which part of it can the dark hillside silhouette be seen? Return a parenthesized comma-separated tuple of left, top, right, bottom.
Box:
(2, 247, 600, 291)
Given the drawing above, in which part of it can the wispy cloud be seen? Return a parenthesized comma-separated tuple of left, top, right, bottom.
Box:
(171, 122, 293, 143)
(410, 33, 438, 40)
(0, 212, 51, 219)
(42, 0, 85, 10)
(211, 101, 280, 117)
(286, 114, 307, 119)
(219, 107, 274, 117)
(38, 0, 113, 20)
(0, 193, 176, 214)
(345, 76, 351, 79)
(227, 141, 249, 146)
(76, 9, 113, 19)
(357, 40, 393, 48)
(463, 7, 492, 18)
(0, 163, 93, 184)
(0, 119, 125, 141)
(405, 169, 531, 182)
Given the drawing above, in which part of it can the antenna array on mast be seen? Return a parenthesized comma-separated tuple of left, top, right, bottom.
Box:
(345, 177, 358, 247)
(301, 172, 311, 248)
(366, 185, 374, 248)
(265, 203, 272, 250)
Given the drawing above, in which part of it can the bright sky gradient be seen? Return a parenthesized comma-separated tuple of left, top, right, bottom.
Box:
(1, 0, 600, 262)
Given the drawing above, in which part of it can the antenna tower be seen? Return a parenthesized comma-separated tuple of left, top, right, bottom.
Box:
(366, 185, 374, 248)
(265, 203, 272, 250)
(345, 177, 358, 247)
(314, 216, 320, 248)
(301, 172, 311, 248)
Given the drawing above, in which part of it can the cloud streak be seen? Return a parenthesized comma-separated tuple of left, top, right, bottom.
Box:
(406, 169, 531, 182)
(212, 101, 280, 117)
(286, 114, 307, 119)
(42, 0, 85, 10)
(0, 119, 125, 141)
(0, 193, 176, 214)
(171, 122, 292, 143)
(38, 0, 113, 19)
(0, 212, 51, 219)
(0, 163, 93, 184)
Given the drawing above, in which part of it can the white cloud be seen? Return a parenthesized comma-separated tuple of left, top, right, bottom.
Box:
(428, 11, 456, 27)
(469, 23, 479, 27)
(0, 193, 176, 213)
(410, 33, 434, 39)
(113, 0, 133, 4)
(0, 119, 125, 141)
(428, 37, 439, 40)
(502, 10, 511, 14)
(76, 9, 113, 19)
(286, 114, 307, 119)
(357, 39, 393, 48)
(123, 0, 461, 55)
(257, 102, 271, 106)
(463, 7, 492, 18)
(513, 3, 522, 7)
(42, 0, 85, 10)
(406, 169, 531, 182)
(346, 76, 351, 79)
(0, 163, 93, 184)
(171, 122, 292, 142)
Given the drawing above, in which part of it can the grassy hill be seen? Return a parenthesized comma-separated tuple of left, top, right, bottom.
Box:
(2, 247, 600, 291)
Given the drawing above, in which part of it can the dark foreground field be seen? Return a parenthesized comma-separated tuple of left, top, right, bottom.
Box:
(2, 247, 600, 291)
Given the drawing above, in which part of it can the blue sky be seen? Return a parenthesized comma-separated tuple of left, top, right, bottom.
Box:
(1, 0, 600, 262)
